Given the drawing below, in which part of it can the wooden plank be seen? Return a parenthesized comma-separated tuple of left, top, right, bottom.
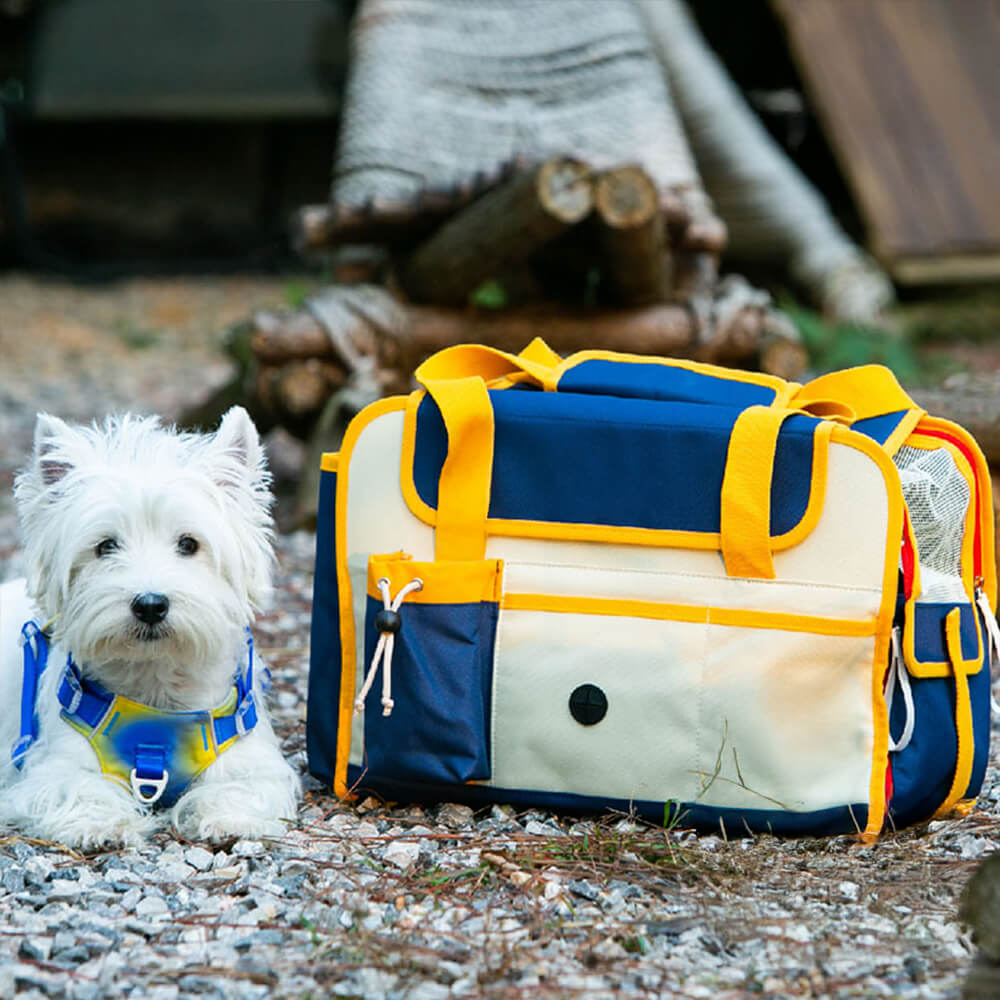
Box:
(773, 0, 1000, 281)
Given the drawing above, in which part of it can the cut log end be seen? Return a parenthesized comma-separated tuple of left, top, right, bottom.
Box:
(594, 165, 659, 230)
(536, 157, 594, 225)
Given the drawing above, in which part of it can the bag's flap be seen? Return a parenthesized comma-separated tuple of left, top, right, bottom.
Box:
(406, 387, 823, 540)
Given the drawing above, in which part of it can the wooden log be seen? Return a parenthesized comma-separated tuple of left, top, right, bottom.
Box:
(255, 359, 348, 435)
(248, 296, 807, 378)
(252, 308, 333, 364)
(594, 165, 671, 305)
(401, 158, 595, 305)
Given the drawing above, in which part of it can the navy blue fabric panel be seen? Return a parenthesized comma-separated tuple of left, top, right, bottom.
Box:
(852, 411, 909, 446)
(344, 766, 868, 836)
(965, 613, 992, 799)
(413, 391, 819, 535)
(912, 602, 980, 664)
(558, 359, 778, 408)
(306, 468, 341, 787)
(363, 598, 496, 785)
(887, 674, 958, 827)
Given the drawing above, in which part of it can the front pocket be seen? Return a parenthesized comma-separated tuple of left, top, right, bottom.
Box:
(358, 553, 501, 785)
(491, 586, 880, 819)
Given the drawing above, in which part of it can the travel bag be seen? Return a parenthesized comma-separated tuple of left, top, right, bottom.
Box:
(307, 339, 997, 839)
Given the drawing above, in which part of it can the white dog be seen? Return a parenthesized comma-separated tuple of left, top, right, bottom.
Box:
(0, 408, 300, 849)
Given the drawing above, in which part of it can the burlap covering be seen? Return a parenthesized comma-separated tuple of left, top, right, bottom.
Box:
(331, 0, 701, 217)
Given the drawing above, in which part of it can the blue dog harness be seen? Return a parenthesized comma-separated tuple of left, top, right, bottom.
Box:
(13, 624, 260, 808)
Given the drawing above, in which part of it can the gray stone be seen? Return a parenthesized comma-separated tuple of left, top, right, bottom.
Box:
(19, 936, 53, 962)
(184, 846, 215, 872)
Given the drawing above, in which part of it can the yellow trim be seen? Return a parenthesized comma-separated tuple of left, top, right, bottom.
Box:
(368, 552, 503, 604)
(330, 395, 410, 799)
(501, 592, 877, 636)
(399, 390, 832, 554)
(321, 452, 340, 473)
(934, 608, 976, 817)
(422, 376, 494, 562)
(720, 406, 806, 579)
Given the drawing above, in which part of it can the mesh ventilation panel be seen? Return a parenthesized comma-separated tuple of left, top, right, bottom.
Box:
(894, 445, 970, 603)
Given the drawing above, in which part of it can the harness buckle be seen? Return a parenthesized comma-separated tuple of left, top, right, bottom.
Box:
(129, 768, 170, 805)
(234, 691, 257, 737)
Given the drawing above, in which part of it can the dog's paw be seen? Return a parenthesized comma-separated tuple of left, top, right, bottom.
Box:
(56, 812, 156, 852)
(0, 772, 156, 850)
(171, 780, 297, 844)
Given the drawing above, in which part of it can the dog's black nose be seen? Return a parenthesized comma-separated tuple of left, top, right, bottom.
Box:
(131, 592, 169, 625)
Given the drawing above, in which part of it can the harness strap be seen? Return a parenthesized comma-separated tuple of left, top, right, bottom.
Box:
(12, 621, 49, 769)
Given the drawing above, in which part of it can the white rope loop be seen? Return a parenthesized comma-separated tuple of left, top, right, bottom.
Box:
(975, 586, 1000, 717)
(885, 627, 915, 753)
(354, 576, 424, 718)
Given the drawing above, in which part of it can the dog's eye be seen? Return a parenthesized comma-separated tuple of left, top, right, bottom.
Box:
(95, 538, 119, 558)
(177, 535, 199, 557)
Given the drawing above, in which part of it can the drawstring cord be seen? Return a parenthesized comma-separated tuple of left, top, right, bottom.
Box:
(355, 577, 423, 718)
(975, 585, 1000, 716)
(885, 626, 915, 753)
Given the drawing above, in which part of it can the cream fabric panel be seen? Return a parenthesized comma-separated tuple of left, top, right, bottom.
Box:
(696, 628, 876, 812)
(490, 609, 704, 803)
(501, 562, 880, 620)
(490, 608, 875, 812)
(344, 411, 435, 562)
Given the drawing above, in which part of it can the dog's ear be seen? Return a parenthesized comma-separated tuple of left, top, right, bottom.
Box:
(32, 413, 74, 487)
(212, 406, 269, 492)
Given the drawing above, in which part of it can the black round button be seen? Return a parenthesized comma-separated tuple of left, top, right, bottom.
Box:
(374, 608, 402, 634)
(569, 684, 608, 726)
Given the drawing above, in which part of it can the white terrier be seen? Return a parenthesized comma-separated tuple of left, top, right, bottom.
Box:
(0, 408, 300, 849)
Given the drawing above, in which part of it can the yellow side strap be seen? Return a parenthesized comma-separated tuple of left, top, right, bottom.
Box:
(720, 406, 800, 579)
(422, 376, 494, 561)
(934, 608, 976, 817)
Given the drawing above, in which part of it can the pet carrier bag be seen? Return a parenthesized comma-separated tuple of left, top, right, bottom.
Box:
(307, 339, 997, 839)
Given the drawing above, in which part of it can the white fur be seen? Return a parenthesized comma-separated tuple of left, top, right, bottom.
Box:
(0, 409, 300, 850)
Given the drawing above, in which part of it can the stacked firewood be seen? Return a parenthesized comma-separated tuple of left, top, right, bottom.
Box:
(235, 158, 806, 438)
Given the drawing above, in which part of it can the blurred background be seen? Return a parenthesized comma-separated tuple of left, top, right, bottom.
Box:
(2, 0, 1000, 534)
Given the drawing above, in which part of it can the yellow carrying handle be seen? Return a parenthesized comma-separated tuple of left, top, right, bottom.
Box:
(934, 608, 977, 817)
(720, 406, 826, 579)
(791, 364, 925, 425)
(421, 376, 495, 561)
(415, 338, 562, 390)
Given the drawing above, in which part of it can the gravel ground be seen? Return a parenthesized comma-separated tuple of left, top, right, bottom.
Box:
(0, 275, 998, 999)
